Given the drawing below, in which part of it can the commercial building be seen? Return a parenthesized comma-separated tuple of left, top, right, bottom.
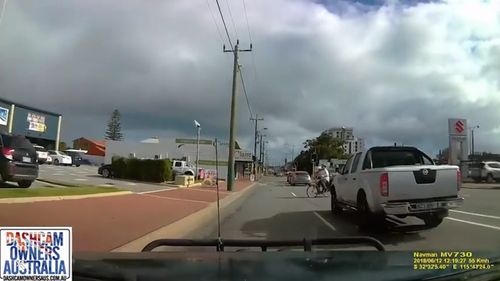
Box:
(105, 138, 253, 180)
(73, 137, 106, 156)
(343, 138, 365, 155)
(326, 127, 365, 155)
(0, 98, 62, 150)
(326, 127, 354, 140)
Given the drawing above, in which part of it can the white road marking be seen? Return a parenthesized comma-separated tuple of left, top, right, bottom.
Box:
(446, 217, 500, 231)
(138, 188, 176, 194)
(290, 192, 297, 197)
(74, 178, 88, 181)
(126, 183, 137, 186)
(51, 173, 64, 176)
(99, 184, 115, 187)
(450, 210, 500, 220)
(314, 211, 336, 231)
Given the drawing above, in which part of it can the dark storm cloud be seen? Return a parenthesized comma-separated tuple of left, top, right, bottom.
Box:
(0, 0, 499, 162)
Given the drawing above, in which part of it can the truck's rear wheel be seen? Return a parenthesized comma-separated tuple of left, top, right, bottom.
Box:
(423, 215, 443, 228)
(330, 188, 342, 214)
(357, 193, 371, 225)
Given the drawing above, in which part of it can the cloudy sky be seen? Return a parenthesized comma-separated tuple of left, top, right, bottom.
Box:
(0, 0, 499, 164)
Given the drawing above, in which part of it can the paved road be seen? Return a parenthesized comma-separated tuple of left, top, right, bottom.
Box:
(36, 164, 172, 192)
(205, 176, 500, 251)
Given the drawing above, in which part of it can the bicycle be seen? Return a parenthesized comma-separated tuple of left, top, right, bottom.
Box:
(306, 176, 330, 198)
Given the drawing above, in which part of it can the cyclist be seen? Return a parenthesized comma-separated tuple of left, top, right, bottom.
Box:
(316, 164, 330, 193)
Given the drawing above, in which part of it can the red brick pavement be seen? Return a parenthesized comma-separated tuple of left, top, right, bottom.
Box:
(0, 180, 254, 252)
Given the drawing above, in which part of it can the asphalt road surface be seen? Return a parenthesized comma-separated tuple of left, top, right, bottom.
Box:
(205, 176, 500, 251)
(35, 164, 172, 192)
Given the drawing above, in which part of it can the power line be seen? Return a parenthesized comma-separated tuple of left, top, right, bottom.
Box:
(241, 0, 252, 43)
(241, 0, 258, 81)
(239, 66, 253, 119)
(224, 0, 239, 40)
(215, 0, 234, 49)
(206, 0, 226, 46)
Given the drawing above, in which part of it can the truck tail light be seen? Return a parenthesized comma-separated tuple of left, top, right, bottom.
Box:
(380, 172, 389, 196)
(2, 148, 14, 160)
(457, 169, 461, 191)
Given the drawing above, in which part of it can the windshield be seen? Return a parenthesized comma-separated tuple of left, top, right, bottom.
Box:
(0, 1, 498, 278)
(371, 149, 433, 168)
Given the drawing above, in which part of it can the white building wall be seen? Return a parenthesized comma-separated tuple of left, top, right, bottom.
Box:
(105, 139, 252, 180)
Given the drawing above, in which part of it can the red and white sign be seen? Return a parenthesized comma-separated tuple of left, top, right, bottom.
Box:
(455, 120, 464, 134)
(448, 118, 467, 136)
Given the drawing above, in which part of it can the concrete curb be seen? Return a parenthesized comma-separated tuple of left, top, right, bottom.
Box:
(0, 191, 133, 204)
(164, 182, 203, 188)
(112, 183, 258, 252)
(36, 178, 83, 187)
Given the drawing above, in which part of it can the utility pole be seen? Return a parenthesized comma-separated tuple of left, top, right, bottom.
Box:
(259, 134, 263, 174)
(250, 114, 263, 177)
(263, 140, 268, 175)
(224, 40, 252, 191)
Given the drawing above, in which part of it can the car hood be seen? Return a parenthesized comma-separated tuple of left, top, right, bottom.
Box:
(73, 251, 499, 281)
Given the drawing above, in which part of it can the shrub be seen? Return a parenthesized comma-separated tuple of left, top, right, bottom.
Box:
(111, 157, 173, 182)
(163, 159, 173, 181)
(111, 157, 127, 178)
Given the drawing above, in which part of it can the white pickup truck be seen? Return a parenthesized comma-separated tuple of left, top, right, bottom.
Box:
(172, 160, 196, 176)
(331, 146, 463, 228)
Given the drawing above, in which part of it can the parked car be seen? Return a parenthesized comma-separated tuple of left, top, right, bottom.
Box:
(63, 149, 87, 167)
(289, 171, 311, 186)
(98, 164, 113, 178)
(33, 145, 48, 164)
(331, 146, 463, 228)
(47, 150, 72, 166)
(0, 133, 38, 188)
(469, 161, 500, 183)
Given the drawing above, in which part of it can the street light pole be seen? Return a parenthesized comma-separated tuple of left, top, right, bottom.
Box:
(194, 120, 201, 179)
(471, 125, 479, 157)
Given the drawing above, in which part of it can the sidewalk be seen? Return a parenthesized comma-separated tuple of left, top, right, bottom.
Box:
(0, 180, 255, 252)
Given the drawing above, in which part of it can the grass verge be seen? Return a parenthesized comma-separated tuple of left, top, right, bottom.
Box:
(0, 186, 126, 198)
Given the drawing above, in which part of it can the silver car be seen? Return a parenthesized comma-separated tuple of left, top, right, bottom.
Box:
(289, 171, 311, 186)
(470, 161, 500, 183)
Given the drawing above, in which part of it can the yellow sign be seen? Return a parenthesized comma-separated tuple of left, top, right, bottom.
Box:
(27, 112, 47, 133)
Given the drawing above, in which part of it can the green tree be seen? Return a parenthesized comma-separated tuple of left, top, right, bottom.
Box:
(293, 131, 345, 173)
(105, 109, 123, 141)
(58, 142, 67, 151)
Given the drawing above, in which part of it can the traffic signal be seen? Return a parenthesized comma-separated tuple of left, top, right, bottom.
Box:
(311, 153, 317, 163)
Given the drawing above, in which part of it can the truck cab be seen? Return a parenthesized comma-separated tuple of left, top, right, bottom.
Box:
(172, 160, 195, 176)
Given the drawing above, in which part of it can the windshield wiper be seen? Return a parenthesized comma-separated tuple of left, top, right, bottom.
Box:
(141, 237, 386, 252)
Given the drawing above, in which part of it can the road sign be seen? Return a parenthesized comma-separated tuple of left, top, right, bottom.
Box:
(175, 138, 214, 145)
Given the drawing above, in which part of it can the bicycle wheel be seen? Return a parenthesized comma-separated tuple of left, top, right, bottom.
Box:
(306, 184, 318, 198)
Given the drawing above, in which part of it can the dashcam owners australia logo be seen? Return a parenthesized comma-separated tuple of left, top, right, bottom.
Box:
(0, 227, 72, 281)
